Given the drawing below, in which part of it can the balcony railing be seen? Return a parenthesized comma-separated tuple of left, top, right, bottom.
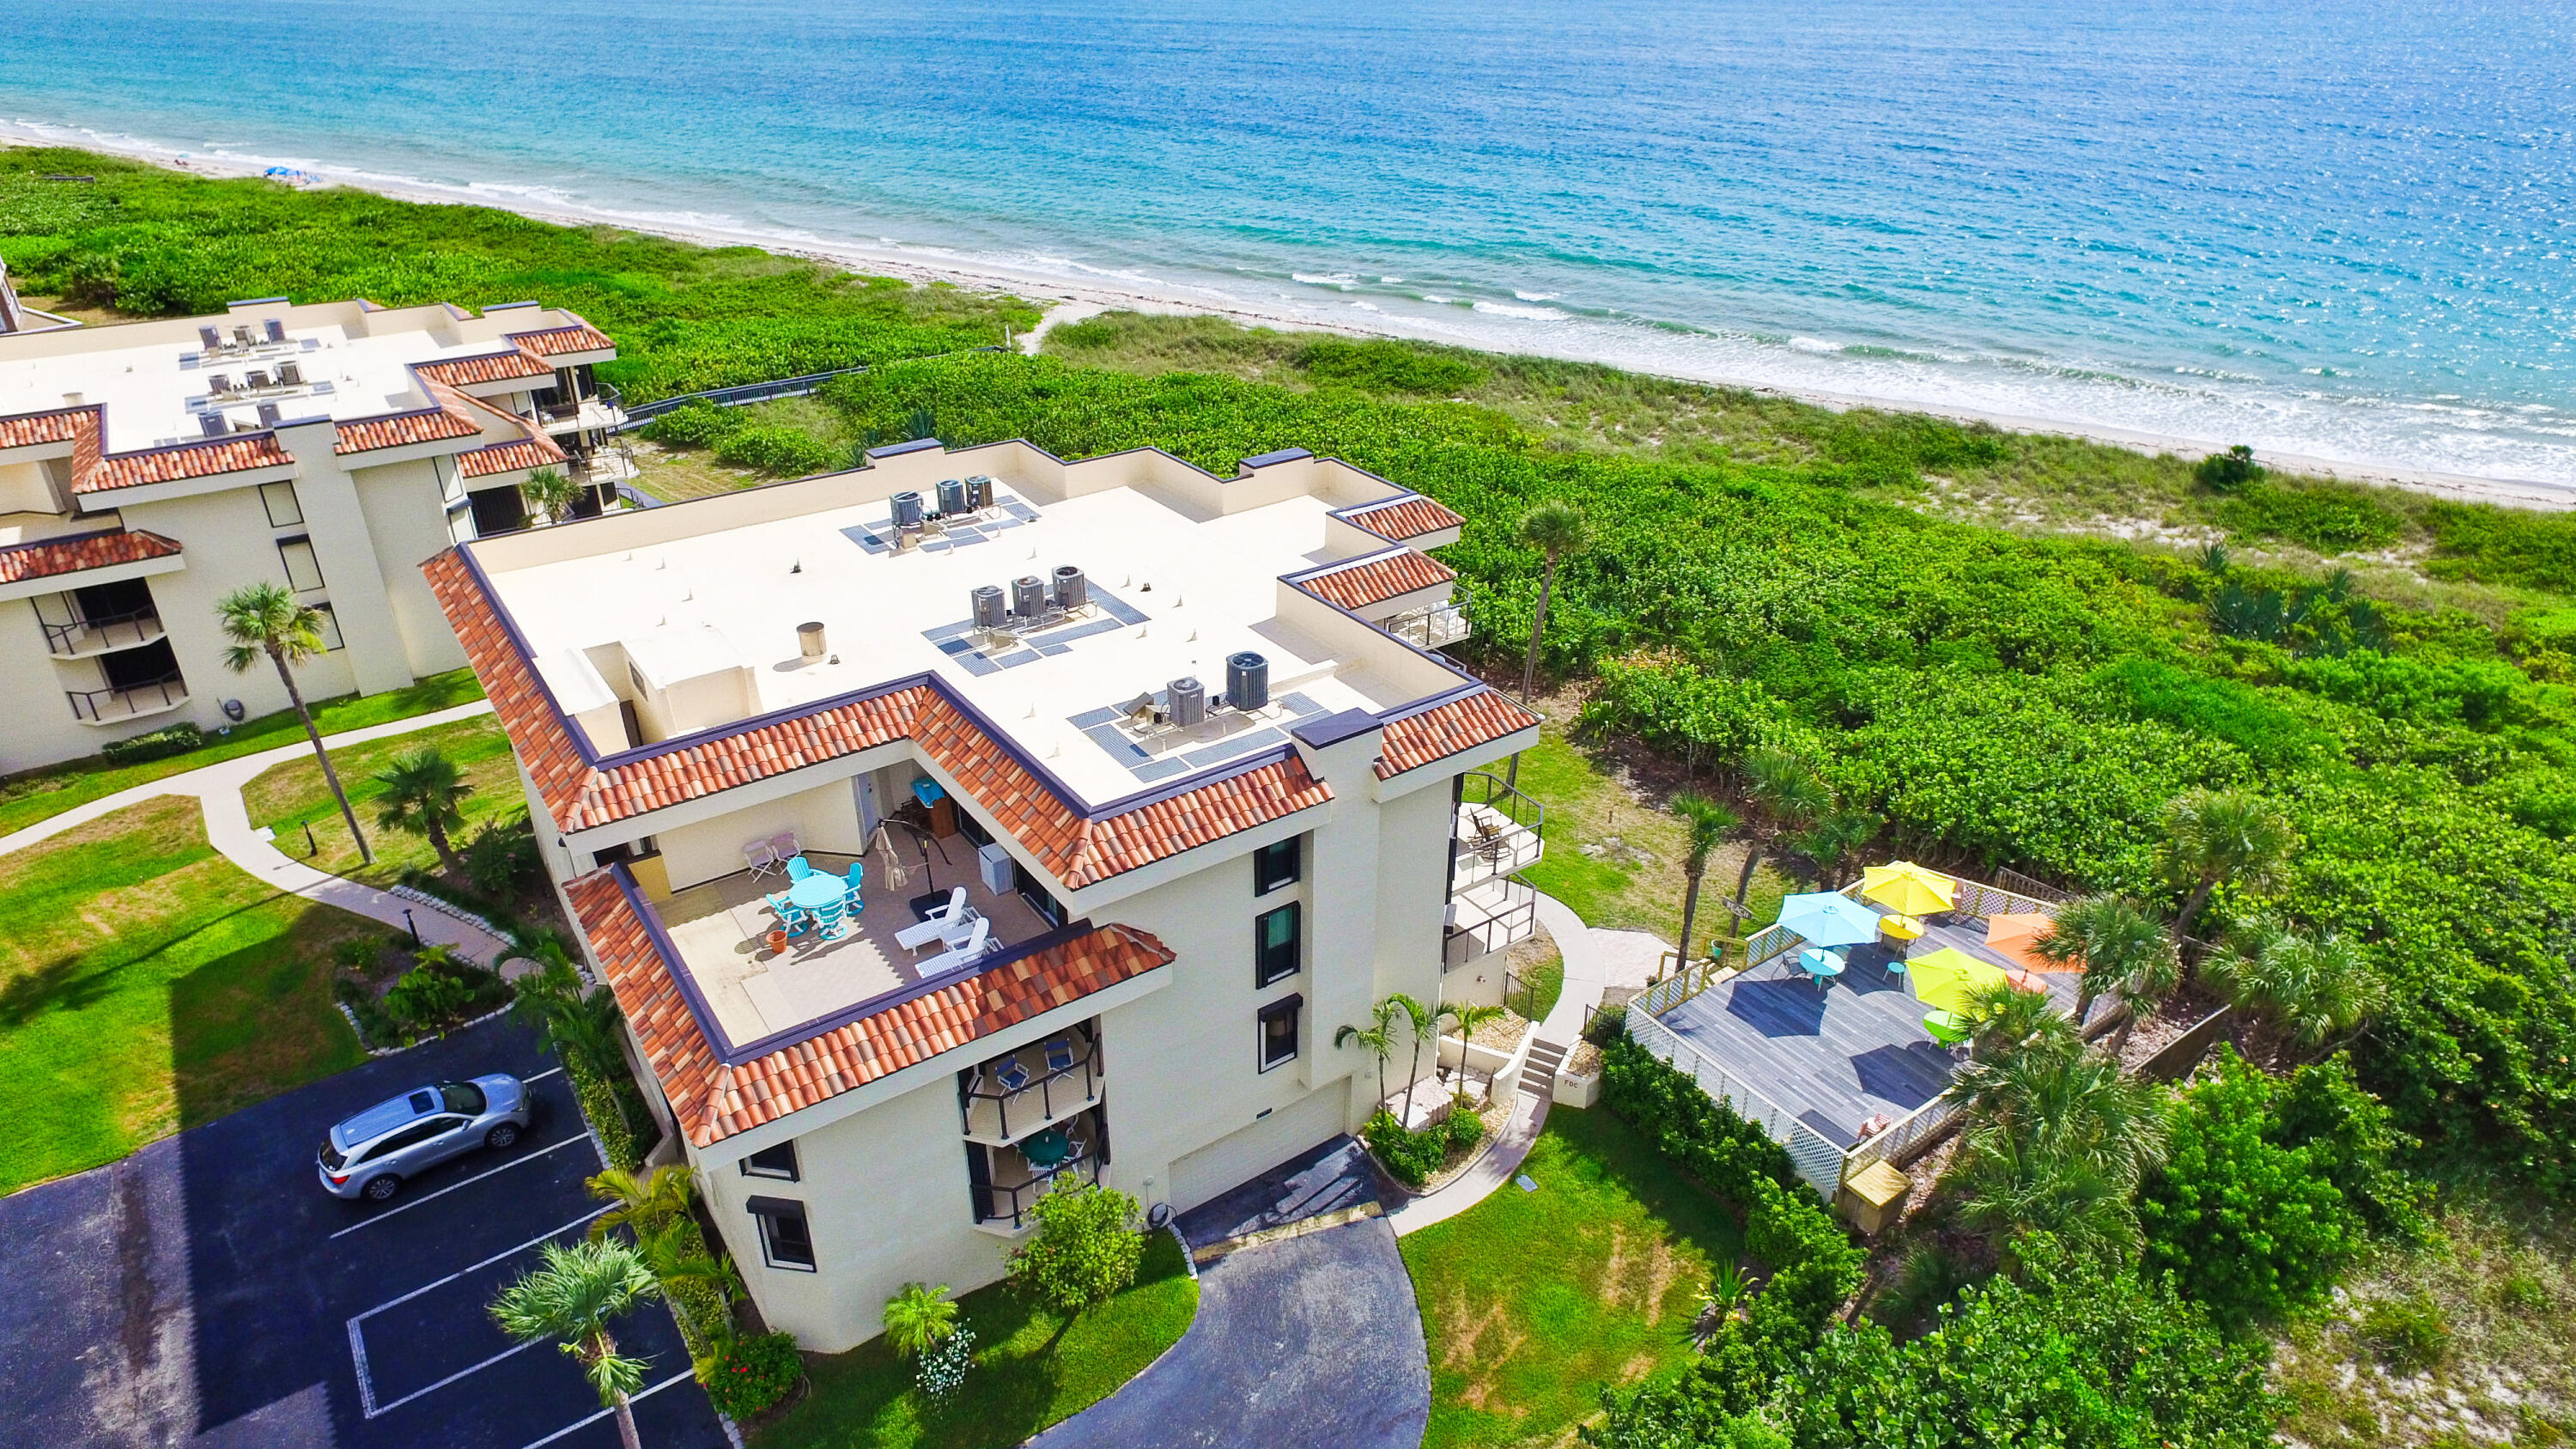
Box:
(1452, 771, 1544, 892)
(1445, 874, 1539, 967)
(1383, 600, 1468, 650)
(959, 1027, 1103, 1144)
(43, 607, 164, 659)
(68, 672, 187, 724)
(974, 1123, 1103, 1231)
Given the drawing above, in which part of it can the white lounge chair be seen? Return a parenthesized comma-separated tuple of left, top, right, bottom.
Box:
(917, 916, 992, 976)
(895, 888, 970, 952)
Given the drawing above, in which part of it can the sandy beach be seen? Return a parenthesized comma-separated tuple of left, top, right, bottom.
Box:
(12, 125, 2573, 514)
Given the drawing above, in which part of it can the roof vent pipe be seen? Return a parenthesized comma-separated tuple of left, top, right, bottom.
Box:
(1169, 676, 1207, 727)
(971, 584, 1007, 630)
(798, 621, 828, 659)
(1012, 575, 1046, 619)
(1051, 564, 1087, 612)
(1226, 651, 1269, 710)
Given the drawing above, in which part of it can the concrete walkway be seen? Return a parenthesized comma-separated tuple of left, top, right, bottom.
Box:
(1386, 890, 1612, 1237)
(0, 701, 510, 964)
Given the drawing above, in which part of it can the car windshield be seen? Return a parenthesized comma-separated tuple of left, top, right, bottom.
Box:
(440, 1081, 487, 1115)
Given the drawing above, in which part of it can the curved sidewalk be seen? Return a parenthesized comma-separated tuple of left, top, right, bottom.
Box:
(0, 701, 509, 964)
(1386, 890, 1612, 1237)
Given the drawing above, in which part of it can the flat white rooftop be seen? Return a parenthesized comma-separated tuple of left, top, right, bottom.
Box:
(483, 466, 1437, 801)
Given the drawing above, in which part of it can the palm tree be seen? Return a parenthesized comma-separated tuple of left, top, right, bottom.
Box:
(1505, 500, 1586, 788)
(2157, 788, 2295, 960)
(2204, 915, 2379, 1057)
(2034, 893, 2176, 1036)
(1671, 793, 1739, 975)
(507, 931, 624, 1077)
(635, 1217, 742, 1315)
(883, 1281, 959, 1359)
(1731, 748, 1832, 915)
(1335, 996, 1405, 1105)
(586, 1163, 696, 1240)
(1954, 978, 2078, 1065)
(374, 746, 474, 879)
(490, 1238, 662, 1449)
(1787, 805, 1881, 887)
(521, 466, 580, 525)
(1949, 1045, 2166, 1266)
(217, 581, 370, 863)
(1390, 992, 1437, 1117)
(1448, 1002, 1510, 1040)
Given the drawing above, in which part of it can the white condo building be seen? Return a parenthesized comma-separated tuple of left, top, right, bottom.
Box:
(0, 282, 623, 771)
(426, 438, 1544, 1350)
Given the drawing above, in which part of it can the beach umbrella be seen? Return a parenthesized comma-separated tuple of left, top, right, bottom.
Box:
(1863, 861, 1956, 916)
(1776, 891, 1882, 947)
(1984, 912, 2073, 972)
(1905, 947, 2020, 1014)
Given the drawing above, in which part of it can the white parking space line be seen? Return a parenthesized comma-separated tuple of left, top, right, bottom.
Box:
(515, 1372, 694, 1449)
(524, 1067, 564, 1086)
(329, 1132, 594, 1239)
(348, 1208, 610, 1419)
(364, 1338, 547, 1418)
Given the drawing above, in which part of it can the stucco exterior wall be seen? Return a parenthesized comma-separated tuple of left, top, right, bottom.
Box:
(654, 776, 866, 892)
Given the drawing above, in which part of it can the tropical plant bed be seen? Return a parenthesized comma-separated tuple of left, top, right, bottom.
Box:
(745, 1228, 1197, 1449)
(245, 714, 526, 890)
(1408, 1099, 1518, 1196)
(331, 939, 515, 1050)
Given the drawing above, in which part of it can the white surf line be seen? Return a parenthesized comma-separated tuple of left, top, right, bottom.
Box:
(329, 1133, 594, 1239)
(348, 1208, 611, 1419)
(514, 1372, 695, 1449)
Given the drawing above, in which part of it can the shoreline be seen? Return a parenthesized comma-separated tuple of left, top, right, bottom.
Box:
(11, 125, 2573, 514)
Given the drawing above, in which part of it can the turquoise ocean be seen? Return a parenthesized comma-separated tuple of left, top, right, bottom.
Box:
(4, 0, 2573, 484)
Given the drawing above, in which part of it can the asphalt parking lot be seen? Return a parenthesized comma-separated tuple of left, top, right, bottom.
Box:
(0, 1015, 728, 1449)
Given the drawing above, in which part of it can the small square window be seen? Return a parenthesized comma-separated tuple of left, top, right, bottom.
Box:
(1258, 995, 1302, 1073)
(747, 1196, 816, 1270)
(258, 480, 303, 527)
(741, 1141, 799, 1181)
(1254, 836, 1301, 896)
(1255, 902, 1301, 988)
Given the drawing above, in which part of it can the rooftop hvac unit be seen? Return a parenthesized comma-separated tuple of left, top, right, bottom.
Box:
(1169, 676, 1206, 727)
(1012, 575, 1046, 619)
(965, 475, 993, 508)
(971, 584, 1007, 630)
(199, 413, 229, 439)
(246, 370, 270, 389)
(890, 490, 925, 529)
(1051, 564, 1088, 612)
(1226, 651, 1270, 710)
(936, 477, 969, 515)
(277, 361, 302, 386)
(256, 402, 282, 427)
(208, 374, 231, 394)
(197, 326, 222, 351)
(264, 319, 286, 343)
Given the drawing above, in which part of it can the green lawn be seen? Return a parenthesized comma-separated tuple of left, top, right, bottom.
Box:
(753, 1229, 1199, 1448)
(245, 714, 523, 891)
(0, 667, 485, 837)
(0, 795, 372, 1194)
(1400, 1105, 1745, 1449)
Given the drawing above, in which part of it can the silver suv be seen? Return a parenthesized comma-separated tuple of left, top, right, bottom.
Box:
(318, 1075, 532, 1202)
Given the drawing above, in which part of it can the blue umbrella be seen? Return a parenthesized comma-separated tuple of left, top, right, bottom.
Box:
(1777, 891, 1882, 947)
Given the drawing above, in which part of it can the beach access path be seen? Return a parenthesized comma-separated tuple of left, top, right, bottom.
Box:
(0, 702, 511, 965)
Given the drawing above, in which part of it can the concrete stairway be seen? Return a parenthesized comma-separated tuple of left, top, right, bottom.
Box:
(1520, 1036, 1568, 1104)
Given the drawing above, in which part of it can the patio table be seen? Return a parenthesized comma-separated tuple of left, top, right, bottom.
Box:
(1021, 1128, 1072, 1168)
(1797, 947, 1846, 986)
(1880, 913, 1927, 944)
(787, 871, 847, 912)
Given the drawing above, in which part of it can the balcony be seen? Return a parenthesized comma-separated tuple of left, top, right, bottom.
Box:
(970, 1107, 1106, 1235)
(646, 847, 1050, 1046)
(1451, 771, 1544, 892)
(538, 393, 627, 436)
(43, 606, 166, 660)
(1382, 600, 1468, 650)
(69, 672, 189, 725)
(958, 1024, 1104, 1146)
(1445, 874, 1539, 967)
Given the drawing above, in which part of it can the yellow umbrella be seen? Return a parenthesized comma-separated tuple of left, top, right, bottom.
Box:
(1905, 947, 2014, 1014)
(1863, 861, 1956, 917)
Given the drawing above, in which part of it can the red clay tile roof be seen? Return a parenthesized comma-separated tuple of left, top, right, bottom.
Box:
(0, 407, 88, 451)
(84, 433, 295, 493)
(416, 349, 555, 387)
(0, 529, 181, 585)
(508, 323, 616, 358)
(1344, 494, 1465, 542)
(1296, 549, 1456, 612)
(1376, 690, 1540, 779)
(333, 402, 486, 455)
(423, 549, 1334, 885)
(457, 434, 568, 479)
(565, 868, 1176, 1146)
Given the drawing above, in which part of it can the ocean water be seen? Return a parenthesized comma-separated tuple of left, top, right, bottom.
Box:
(5, 0, 2573, 484)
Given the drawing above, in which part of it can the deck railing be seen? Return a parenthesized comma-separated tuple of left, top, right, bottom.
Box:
(959, 1030, 1101, 1142)
(1627, 1009, 1847, 1197)
(43, 606, 161, 657)
(978, 1148, 1101, 1230)
(67, 671, 185, 722)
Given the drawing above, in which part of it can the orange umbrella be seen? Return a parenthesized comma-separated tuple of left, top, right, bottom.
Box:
(1985, 912, 2076, 973)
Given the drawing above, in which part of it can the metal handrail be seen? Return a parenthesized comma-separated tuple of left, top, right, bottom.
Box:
(979, 1141, 1102, 1229)
(66, 671, 185, 721)
(614, 345, 1008, 429)
(960, 1030, 1101, 1142)
(1459, 770, 1544, 835)
(1384, 600, 1468, 649)
(43, 607, 161, 656)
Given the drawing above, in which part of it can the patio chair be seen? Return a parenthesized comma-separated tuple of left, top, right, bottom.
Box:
(995, 1057, 1031, 1093)
(811, 895, 851, 941)
(768, 831, 799, 863)
(744, 839, 782, 879)
(918, 916, 992, 975)
(1043, 1037, 1077, 1074)
(785, 856, 815, 881)
(895, 887, 969, 951)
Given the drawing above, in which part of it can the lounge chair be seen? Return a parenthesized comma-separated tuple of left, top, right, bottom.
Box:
(918, 916, 992, 975)
(744, 839, 782, 879)
(895, 887, 970, 951)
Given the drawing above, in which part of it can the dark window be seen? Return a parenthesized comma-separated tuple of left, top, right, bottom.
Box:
(1258, 995, 1303, 1072)
(100, 637, 179, 691)
(73, 576, 154, 624)
(1254, 835, 1301, 895)
(439, 1081, 487, 1115)
(741, 1141, 799, 1181)
(361, 1117, 459, 1161)
(312, 603, 345, 651)
(468, 485, 529, 536)
(1255, 902, 1301, 988)
(747, 1196, 817, 1270)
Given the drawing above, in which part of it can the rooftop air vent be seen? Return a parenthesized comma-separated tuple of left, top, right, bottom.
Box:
(197, 326, 222, 351)
(208, 374, 231, 394)
(232, 325, 253, 347)
(246, 369, 270, 389)
(798, 621, 827, 659)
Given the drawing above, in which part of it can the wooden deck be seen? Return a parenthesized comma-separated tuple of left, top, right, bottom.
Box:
(1657, 910, 2083, 1149)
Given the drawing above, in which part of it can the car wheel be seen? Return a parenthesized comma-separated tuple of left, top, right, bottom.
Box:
(485, 1123, 522, 1150)
(362, 1174, 401, 1202)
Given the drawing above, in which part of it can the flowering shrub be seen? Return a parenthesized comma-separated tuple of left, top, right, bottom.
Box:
(701, 1330, 801, 1419)
(915, 1324, 975, 1399)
